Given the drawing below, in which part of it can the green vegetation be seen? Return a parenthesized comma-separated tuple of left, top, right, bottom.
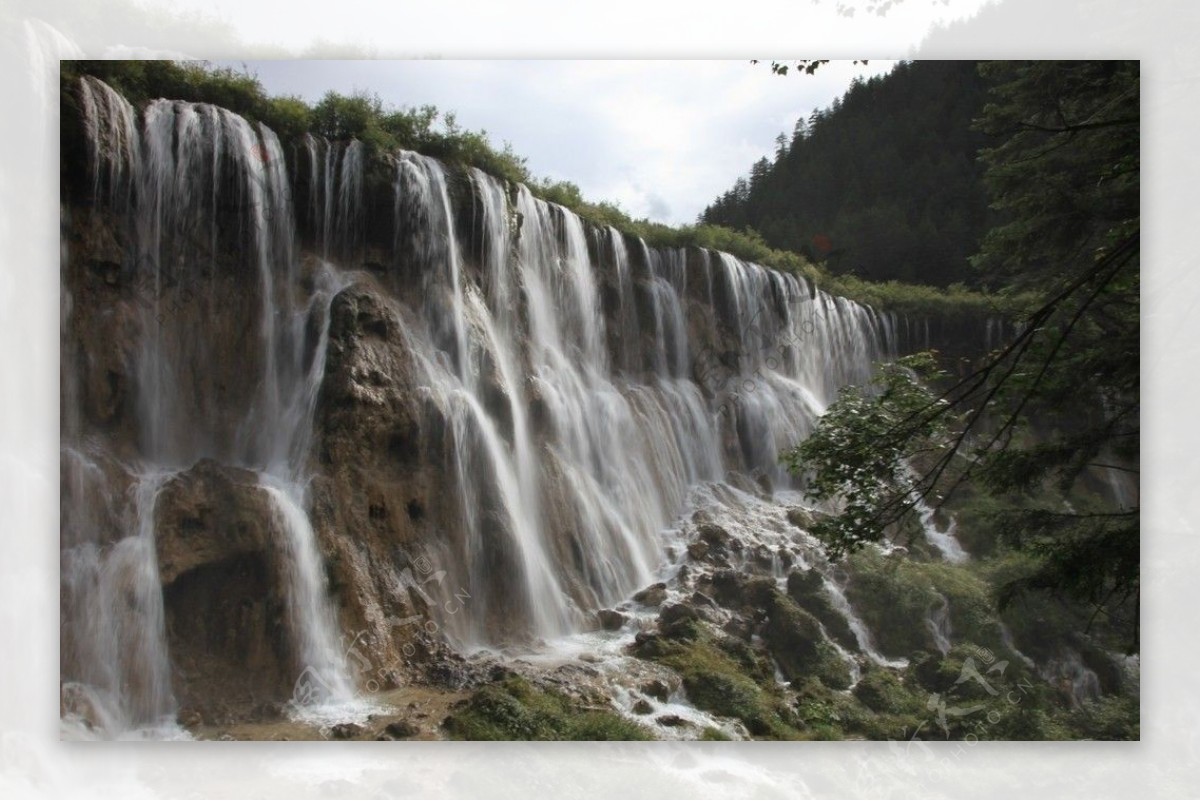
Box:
(61, 60, 533, 183)
(782, 61, 1140, 653)
(1066, 695, 1140, 741)
(631, 611, 1122, 741)
(442, 675, 653, 741)
(637, 627, 799, 739)
(62, 57, 1138, 741)
(762, 590, 854, 690)
(704, 61, 995, 286)
(627, 549, 1134, 741)
(698, 726, 733, 741)
(843, 548, 1004, 658)
(635, 611, 895, 741)
(782, 351, 958, 559)
(62, 60, 316, 142)
(817, 275, 1035, 321)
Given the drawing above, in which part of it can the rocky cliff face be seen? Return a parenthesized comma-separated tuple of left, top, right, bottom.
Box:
(61, 76, 1108, 742)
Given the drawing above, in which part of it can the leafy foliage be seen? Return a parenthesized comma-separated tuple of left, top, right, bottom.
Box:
(61, 60, 316, 142)
(61, 60, 532, 183)
(753, 59, 870, 77)
(782, 352, 956, 557)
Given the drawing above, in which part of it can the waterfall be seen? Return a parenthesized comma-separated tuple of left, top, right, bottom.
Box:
(912, 489, 969, 563)
(77, 76, 138, 208)
(63, 82, 356, 735)
(391, 153, 573, 643)
(382, 158, 896, 643)
(65, 77, 909, 732)
(999, 622, 1037, 669)
(1040, 648, 1102, 707)
(925, 591, 953, 655)
(263, 480, 354, 704)
(303, 135, 364, 257)
(138, 97, 354, 705)
(60, 463, 179, 738)
(822, 571, 909, 669)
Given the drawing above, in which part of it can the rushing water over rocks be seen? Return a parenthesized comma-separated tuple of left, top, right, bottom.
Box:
(61, 77, 1040, 740)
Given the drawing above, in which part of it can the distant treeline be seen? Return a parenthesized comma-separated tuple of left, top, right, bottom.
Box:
(701, 61, 997, 287)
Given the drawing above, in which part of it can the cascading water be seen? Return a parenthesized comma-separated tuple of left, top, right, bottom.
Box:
(65, 77, 918, 737)
(925, 591, 953, 655)
(822, 571, 909, 669)
(63, 79, 356, 736)
(1040, 649, 1103, 708)
(309, 144, 899, 646)
(999, 622, 1037, 669)
(912, 487, 969, 564)
(60, 462, 180, 739)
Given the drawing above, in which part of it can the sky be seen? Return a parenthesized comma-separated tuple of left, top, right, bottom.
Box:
(231, 59, 902, 226)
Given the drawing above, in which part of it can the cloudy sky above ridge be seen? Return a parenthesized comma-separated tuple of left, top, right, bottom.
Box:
(177, 0, 995, 227)
(231, 59, 904, 226)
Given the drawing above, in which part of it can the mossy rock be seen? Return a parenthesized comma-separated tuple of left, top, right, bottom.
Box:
(786, 569, 858, 652)
(699, 726, 733, 741)
(1063, 695, 1139, 740)
(907, 645, 1006, 699)
(762, 591, 852, 690)
(443, 676, 653, 741)
(843, 549, 1003, 658)
(659, 602, 703, 640)
(707, 571, 774, 614)
(785, 506, 816, 530)
(645, 629, 800, 740)
(852, 667, 925, 717)
(788, 677, 879, 739)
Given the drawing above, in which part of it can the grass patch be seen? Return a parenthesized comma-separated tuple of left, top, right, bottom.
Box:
(699, 726, 733, 741)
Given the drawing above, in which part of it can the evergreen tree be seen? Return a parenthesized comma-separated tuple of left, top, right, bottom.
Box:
(703, 61, 994, 286)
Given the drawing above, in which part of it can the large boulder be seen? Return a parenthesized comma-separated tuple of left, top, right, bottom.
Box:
(154, 459, 278, 585)
(153, 459, 295, 720)
(596, 609, 627, 631)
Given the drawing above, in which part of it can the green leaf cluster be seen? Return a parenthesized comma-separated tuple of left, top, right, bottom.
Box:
(782, 352, 955, 557)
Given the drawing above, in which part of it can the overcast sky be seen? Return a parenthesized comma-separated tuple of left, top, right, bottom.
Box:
(231, 59, 904, 226)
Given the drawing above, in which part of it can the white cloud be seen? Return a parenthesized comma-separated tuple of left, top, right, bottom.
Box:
(234, 58, 901, 225)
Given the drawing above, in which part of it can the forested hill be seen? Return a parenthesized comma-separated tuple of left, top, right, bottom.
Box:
(700, 61, 996, 287)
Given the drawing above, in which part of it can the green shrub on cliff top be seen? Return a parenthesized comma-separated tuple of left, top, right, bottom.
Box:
(63, 60, 1006, 322)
